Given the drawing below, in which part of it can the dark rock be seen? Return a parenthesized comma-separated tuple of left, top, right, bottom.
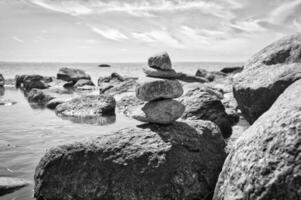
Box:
(57, 67, 91, 82)
(74, 79, 95, 88)
(0, 74, 4, 87)
(132, 99, 185, 124)
(98, 64, 111, 67)
(177, 72, 208, 83)
(0, 87, 4, 96)
(63, 81, 74, 88)
(143, 67, 181, 79)
(220, 66, 243, 74)
(56, 95, 116, 117)
(195, 69, 226, 82)
(213, 79, 301, 200)
(180, 86, 233, 138)
(0, 99, 17, 106)
(136, 79, 183, 101)
(34, 120, 226, 200)
(27, 89, 55, 104)
(46, 98, 65, 109)
(98, 73, 125, 85)
(233, 33, 301, 124)
(148, 51, 172, 71)
(15, 75, 51, 90)
(0, 177, 30, 196)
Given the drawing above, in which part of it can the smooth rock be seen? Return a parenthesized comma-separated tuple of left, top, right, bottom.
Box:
(180, 86, 233, 138)
(148, 51, 172, 71)
(73, 79, 95, 88)
(56, 95, 116, 117)
(233, 33, 301, 124)
(132, 99, 185, 124)
(34, 120, 226, 200)
(0, 177, 30, 196)
(213, 79, 301, 200)
(136, 79, 183, 101)
(0, 74, 4, 87)
(57, 67, 91, 82)
(143, 67, 181, 79)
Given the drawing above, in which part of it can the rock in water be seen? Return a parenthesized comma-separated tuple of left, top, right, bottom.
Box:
(57, 67, 91, 82)
(233, 33, 301, 124)
(220, 66, 243, 74)
(0, 74, 4, 87)
(0, 177, 30, 196)
(148, 51, 172, 71)
(34, 121, 226, 200)
(132, 99, 185, 124)
(136, 79, 183, 101)
(56, 95, 116, 117)
(73, 79, 95, 88)
(20, 75, 51, 90)
(213, 79, 301, 200)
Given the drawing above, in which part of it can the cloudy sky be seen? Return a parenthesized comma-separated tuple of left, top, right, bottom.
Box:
(0, 0, 300, 62)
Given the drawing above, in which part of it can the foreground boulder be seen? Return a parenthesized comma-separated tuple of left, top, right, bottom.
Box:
(213, 79, 301, 200)
(0, 177, 30, 196)
(56, 95, 116, 117)
(34, 120, 226, 200)
(0, 74, 4, 87)
(57, 67, 91, 83)
(233, 33, 301, 123)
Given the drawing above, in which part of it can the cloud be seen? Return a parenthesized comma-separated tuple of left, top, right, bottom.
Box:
(269, 0, 301, 24)
(12, 36, 24, 43)
(89, 25, 128, 41)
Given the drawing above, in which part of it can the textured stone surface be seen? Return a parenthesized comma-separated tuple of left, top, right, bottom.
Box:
(0, 74, 4, 87)
(148, 51, 172, 71)
(74, 79, 95, 88)
(26, 89, 55, 104)
(57, 67, 91, 82)
(195, 69, 225, 82)
(233, 33, 301, 124)
(180, 86, 233, 138)
(132, 99, 185, 124)
(136, 79, 183, 101)
(46, 98, 66, 109)
(56, 95, 116, 117)
(0, 177, 30, 196)
(16, 75, 51, 90)
(34, 120, 226, 200)
(213, 79, 301, 200)
(143, 67, 181, 79)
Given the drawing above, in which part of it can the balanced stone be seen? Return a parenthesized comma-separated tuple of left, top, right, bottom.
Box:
(132, 99, 185, 124)
(136, 79, 183, 101)
(143, 67, 181, 79)
(148, 51, 172, 71)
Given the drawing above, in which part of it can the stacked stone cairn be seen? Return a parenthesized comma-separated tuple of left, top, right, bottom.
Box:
(133, 52, 185, 124)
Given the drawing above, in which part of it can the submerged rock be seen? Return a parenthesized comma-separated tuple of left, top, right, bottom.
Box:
(132, 99, 185, 124)
(148, 51, 172, 71)
(34, 120, 226, 200)
(213, 79, 301, 200)
(136, 79, 183, 101)
(57, 67, 91, 83)
(233, 33, 301, 124)
(56, 95, 116, 117)
(0, 177, 30, 196)
(0, 74, 4, 87)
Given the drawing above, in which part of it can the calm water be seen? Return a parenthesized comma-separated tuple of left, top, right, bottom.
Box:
(0, 61, 242, 200)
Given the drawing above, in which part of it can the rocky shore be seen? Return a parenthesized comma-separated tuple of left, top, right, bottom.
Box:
(0, 33, 300, 199)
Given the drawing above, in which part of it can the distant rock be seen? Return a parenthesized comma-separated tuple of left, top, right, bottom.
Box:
(56, 95, 116, 117)
(0, 140, 15, 150)
(98, 64, 111, 67)
(195, 69, 226, 82)
(220, 66, 243, 74)
(143, 67, 181, 79)
(34, 120, 226, 200)
(148, 51, 172, 71)
(57, 67, 91, 83)
(73, 79, 95, 88)
(0, 177, 30, 196)
(233, 33, 301, 123)
(177, 72, 208, 83)
(132, 99, 185, 124)
(136, 78, 183, 101)
(213, 79, 301, 200)
(0, 74, 4, 87)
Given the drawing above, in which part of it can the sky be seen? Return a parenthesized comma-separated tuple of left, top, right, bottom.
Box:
(0, 0, 301, 62)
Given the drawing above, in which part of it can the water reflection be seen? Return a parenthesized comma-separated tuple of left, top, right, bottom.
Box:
(56, 113, 116, 126)
(0, 87, 4, 96)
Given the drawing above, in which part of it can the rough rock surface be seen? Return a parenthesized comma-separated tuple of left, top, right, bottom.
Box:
(233, 33, 301, 123)
(220, 66, 243, 74)
(136, 79, 183, 101)
(180, 85, 233, 138)
(56, 95, 116, 117)
(143, 68, 181, 79)
(213, 79, 301, 200)
(34, 120, 226, 200)
(148, 51, 172, 71)
(74, 79, 95, 88)
(27, 89, 55, 104)
(177, 72, 208, 83)
(0, 74, 4, 87)
(16, 75, 51, 90)
(57, 67, 91, 82)
(195, 69, 225, 82)
(132, 99, 185, 124)
(46, 98, 66, 109)
(0, 177, 30, 196)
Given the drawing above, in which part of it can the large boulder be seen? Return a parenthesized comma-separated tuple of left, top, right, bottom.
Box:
(132, 99, 185, 124)
(213, 79, 301, 200)
(0, 74, 4, 87)
(233, 33, 301, 124)
(0, 177, 30, 196)
(136, 79, 183, 101)
(34, 120, 226, 200)
(56, 95, 116, 117)
(148, 51, 172, 71)
(180, 85, 233, 138)
(26, 89, 55, 104)
(57, 67, 91, 83)
(16, 75, 51, 90)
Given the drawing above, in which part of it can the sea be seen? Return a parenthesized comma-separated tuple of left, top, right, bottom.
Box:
(0, 61, 243, 200)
